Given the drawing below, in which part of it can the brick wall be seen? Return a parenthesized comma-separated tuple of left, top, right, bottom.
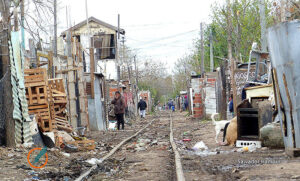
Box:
(191, 77, 205, 119)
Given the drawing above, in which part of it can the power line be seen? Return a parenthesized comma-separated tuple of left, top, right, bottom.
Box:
(128, 29, 198, 46)
(125, 21, 193, 28)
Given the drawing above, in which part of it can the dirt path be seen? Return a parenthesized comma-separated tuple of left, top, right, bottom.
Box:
(171, 111, 300, 181)
(88, 112, 175, 180)
(2, 111, 300, 181)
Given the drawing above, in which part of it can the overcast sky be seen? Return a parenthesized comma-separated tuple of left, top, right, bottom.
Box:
(57, 0, 221, 71)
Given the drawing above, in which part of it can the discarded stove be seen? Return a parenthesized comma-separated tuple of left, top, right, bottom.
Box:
(236, 100, 262, 148)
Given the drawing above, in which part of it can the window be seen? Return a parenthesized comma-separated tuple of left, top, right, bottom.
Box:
(94, 34, 115, 60)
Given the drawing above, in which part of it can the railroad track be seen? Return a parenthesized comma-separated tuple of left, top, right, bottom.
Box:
(75, 111, 185, 181)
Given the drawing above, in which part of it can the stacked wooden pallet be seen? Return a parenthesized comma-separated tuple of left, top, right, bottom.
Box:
(24, 68, 55, 132)
(25, 68, 72, 133)
(49, 78, 72, 132)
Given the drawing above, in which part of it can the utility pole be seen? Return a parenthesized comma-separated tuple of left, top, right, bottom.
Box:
(134, 55, 139, 115)
(14, 8, 18, 31)
(117, 14, 121, 88)
(85, 0, 90, 34)
(210, 28, 214, 72)
(1, 0, 14, 147)
(67, 31, 78, 128)
(122, 37, 131, 82)
(226, 0, 238, 115)
(134, 55, 138, 87)
(200, 22, 205, 76)
(121, 36, 126, 79)
(53, 0, 57, 78)
(20, 0, 25, 49)
(259, 0, 267, 52)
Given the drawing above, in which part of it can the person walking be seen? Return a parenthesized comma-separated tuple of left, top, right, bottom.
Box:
(229, 94, 234, 118)
(111, 91, 125, 130)
(138, 97, 147, 118)
(168, 99, 173, 110)
(184, 95, 189, 111)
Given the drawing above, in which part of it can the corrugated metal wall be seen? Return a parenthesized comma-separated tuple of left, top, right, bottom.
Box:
(9, 32, 33, 145)
(0, 71, 8, 145)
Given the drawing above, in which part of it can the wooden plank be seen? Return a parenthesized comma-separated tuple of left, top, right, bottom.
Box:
(28, 86, 33, 105)
(24, 74, 45, 82)
(67, 140, 95, 151)
(90, 48, 95, 99)
(67, 57, 77, 128)
(28, 104, 48, 109)
(36, 86, 41, 104)
(24, 68, 47, 74)
(77, 62, 89, 129)
(57, 125, 72, 132)
(56, 116, 67, 120)
(55, 68, 79, 74)
(25, 82, 46, 87)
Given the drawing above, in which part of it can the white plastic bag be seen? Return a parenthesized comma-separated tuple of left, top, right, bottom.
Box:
(192, 141, 208, 151)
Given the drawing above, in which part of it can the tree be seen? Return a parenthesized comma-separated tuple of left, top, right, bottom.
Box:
(190, 0, 274, 72)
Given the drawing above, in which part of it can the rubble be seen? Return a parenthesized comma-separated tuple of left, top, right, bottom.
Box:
(260, 122, 284, 148)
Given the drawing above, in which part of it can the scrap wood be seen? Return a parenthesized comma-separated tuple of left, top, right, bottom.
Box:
(74, 118, 156, 181)
(54, 106, 66, 115)
(55, 67, 79, 74)
(51, 89, 67, 97)
(55, 117, 72, 132)
(48, 78, 66, 93)
(66, 140, 95, 151)
(56, 125, 72, 133)
(24, 68, 72, 135)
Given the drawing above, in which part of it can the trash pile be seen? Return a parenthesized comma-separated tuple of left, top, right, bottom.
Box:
(24, 68, 95, 152)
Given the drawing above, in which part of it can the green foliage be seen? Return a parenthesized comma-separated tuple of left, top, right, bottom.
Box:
(138, 82, 158, 102)
(177, 0, 274, 74)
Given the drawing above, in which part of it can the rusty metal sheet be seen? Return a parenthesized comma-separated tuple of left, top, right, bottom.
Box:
(268, 20, 300, 148)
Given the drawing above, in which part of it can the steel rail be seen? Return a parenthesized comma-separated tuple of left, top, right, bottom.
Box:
(169, 113, 185, 181)
(75, 118, 156, 181)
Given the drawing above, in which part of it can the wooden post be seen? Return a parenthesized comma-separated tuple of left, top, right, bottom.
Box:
(29, 39, 36, 67)
(226, 0, 238, 115)
(48, 51, 53, 78)
(210, 28, 214, 72)
(78, 62, 89, 129)
(220, 64, 227, 120)
(200, 22, 205, 75)
(66, 32, 77, 128)
(89, 46, 95, 99)
(20, 0, 25, 49)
